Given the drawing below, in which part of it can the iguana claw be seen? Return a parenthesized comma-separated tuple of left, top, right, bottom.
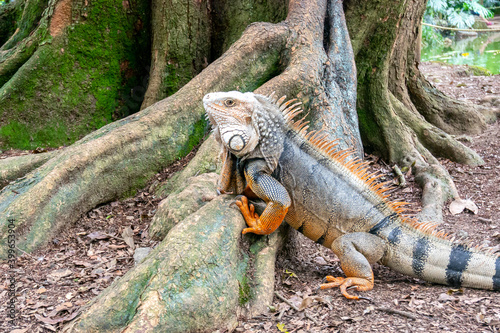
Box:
(234, 196, 263, 234)
(320, 276, 374, 300)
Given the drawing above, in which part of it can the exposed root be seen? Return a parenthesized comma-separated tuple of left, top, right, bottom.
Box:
(389, 91, 484, 167)
(0, 150, 59, 188)
(408, 70, 487, 135)
(0, 31, 41, 84)
(414, 163, 458, 224)
(0, 0, 57, 83)
(0, 19, 291, 258)
(386, 93, 464, 224)
(141, 49, 168, 109)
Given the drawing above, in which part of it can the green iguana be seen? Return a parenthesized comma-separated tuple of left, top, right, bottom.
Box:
(203, 91, 499, 300)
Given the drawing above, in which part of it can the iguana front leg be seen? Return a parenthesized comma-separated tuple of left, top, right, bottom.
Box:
(218, 148, 245, 194)
(235, 159, 291, 235)
(321, 232, 388, 300)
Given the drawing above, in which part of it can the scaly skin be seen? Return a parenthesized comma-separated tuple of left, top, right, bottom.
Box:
(203, 91, 500, 299)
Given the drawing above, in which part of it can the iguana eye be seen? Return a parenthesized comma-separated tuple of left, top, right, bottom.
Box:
(228, 135, 245, 151)
(224, 99, 236, 107)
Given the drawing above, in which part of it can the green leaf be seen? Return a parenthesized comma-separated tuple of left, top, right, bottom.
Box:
(285, 269, 297, 278)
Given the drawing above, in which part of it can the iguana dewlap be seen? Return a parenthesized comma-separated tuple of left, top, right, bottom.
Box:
(203, 91, 500, 300)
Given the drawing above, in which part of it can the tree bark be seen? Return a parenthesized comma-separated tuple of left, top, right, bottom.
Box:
(141, 0, 289, 109)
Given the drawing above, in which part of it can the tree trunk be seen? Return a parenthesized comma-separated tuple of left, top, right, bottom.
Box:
(141, 0, 289, 109)
(0, 0, 150, 149)
(0, 0, 493, 330)
(344, 0, 489, 221)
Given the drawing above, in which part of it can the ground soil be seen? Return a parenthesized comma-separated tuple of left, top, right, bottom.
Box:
(1, 63, 499, 333)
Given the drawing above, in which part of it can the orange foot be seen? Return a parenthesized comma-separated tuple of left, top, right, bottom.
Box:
(320, 276, 373, 300)
(234, 196, 267, 235)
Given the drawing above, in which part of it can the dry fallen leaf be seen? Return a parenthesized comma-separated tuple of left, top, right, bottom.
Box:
(449, 198, 478, 215)
(36, 287, 47, 294)
(298, 296, 328, 311)
(363, 305, 375, 315)
(122, 226, 135, 249)
(106, 258, 118, 270)
(10, 329, 29, 333)
(73, 260, 91, 267)
(47, 268, 73, 283)
(460, 296, 489, 305)
(34, 311, 80, 325)
(87, 231, 110, 240)
(438, 293, 456, 302)
(313, 256, 328, 265)
(28, 301, 51, 309)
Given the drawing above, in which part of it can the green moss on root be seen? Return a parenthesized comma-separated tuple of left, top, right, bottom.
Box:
(238, 275, 252, 305)
(467, 65, 492, 76)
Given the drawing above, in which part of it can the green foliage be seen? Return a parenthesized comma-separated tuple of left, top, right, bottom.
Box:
(421, 25, 445, 48)
(484, 0, 500, 6)
(425, 0, 493, 29)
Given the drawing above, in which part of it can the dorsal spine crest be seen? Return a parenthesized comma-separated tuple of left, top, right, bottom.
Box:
(265, 93, 463, 242)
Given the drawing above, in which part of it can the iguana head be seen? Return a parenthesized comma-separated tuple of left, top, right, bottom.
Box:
(203, 91, 261, 157)
(204, 91, 287, 175)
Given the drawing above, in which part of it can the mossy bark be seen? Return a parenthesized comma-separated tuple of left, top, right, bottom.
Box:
(0, 0, 151, 149)
(0, 150, 59, 188)
(0, 19, 290, 258)
(0, 0, 25, 46)
(149, 172, 219, 240)
(154, 136, 220, 197)
(140, 0, 211, 109)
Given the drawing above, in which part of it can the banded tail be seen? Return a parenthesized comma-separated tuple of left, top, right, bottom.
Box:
(369, 214, 500, 291)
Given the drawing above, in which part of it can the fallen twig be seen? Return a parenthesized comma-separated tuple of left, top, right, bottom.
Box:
(375, 307, 418, 320)
(275, 291, 319, 325)
(16, 246, 38, 261)
(103, 232, 126, 242)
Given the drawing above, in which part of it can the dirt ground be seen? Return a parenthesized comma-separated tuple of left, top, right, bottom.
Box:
(1, 62, 499, 333)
